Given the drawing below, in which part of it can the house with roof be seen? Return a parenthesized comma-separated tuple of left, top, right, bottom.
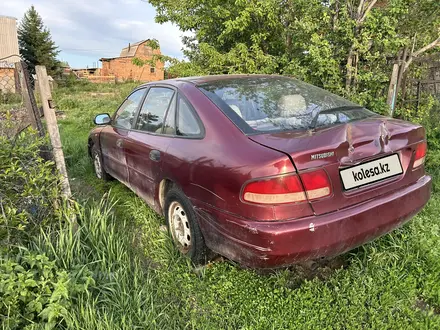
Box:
(99, 40, 164, 82)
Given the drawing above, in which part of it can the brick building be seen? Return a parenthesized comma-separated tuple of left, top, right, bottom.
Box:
(99, 40, 164, 82)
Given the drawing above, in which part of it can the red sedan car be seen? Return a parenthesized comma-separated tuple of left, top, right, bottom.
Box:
(88, 75, 431, 268)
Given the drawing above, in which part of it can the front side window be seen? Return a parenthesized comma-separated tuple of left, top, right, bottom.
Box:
(113, 89, 146, 129)
(177, 97, 201, 137)
(199, 76, 375, 133)
(135, 87, 175, 133)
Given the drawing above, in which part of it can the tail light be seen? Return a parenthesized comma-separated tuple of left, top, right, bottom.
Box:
(414, 141, 427, 168)
(242, 170, 332, 205)
(300, 169, 332, 200)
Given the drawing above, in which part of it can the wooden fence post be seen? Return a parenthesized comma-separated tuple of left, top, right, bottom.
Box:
(35, 65, 71, 198)
(387, 63, 400, 117)
(15, 61, 45, 137)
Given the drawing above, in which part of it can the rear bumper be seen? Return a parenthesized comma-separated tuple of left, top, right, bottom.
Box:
(195, 175, 431, 268)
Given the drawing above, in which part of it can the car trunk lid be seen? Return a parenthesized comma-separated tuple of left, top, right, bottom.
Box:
(249, 116, 426, 215)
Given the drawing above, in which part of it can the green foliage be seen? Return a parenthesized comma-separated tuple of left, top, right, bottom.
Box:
(55, 73, 82, 88)
(145, 38, 160, 50)
(165, 60, 206, 78)
(149, 0, 440, 113)
(0, 125, 61, 246)
(397, 95, 440, 172)
(18, 5, 61, 76)
(0, 93, 22, 105)
(28, 196, 172, 329)
(0, 250, 93, 330)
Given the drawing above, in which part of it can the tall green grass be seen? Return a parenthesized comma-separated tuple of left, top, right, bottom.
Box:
(29, 197, 177, 329)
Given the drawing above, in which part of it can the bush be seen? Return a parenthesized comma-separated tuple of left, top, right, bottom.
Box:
(55, 74, 86, 89)
(0, 126, 61, 247)
(0, 249, 93, 330)
(396, 95, 440, 172)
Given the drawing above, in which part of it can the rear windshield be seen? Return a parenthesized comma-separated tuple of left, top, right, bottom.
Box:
(199, 76, 376, 133)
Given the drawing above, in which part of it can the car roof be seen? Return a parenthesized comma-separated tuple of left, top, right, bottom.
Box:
(138, 74, 279, 88)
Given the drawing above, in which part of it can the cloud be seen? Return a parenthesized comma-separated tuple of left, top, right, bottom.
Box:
(3, 0, 185, 67)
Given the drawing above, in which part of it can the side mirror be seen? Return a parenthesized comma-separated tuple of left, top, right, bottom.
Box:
(94, 113, 111, 125)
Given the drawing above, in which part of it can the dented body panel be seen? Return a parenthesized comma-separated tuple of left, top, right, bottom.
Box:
(249, 117, 426, 215)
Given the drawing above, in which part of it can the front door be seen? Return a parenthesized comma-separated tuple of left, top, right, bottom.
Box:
(100, 88, 146, 184)
(125, 86, 176, 208)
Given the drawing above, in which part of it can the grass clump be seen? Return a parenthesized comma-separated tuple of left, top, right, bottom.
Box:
(30, 197, 173, 329)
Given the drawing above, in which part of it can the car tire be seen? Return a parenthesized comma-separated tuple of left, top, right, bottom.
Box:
(164, 187, 209, 264)
(91, 145, 111, 181)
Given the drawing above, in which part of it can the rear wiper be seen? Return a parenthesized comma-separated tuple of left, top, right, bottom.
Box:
(309, 106, 365, 129)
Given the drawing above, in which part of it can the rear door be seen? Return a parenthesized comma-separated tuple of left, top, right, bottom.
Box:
(125, 86, 176, 207)
(100, 88, 146, 184)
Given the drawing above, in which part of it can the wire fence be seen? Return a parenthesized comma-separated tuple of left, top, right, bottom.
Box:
(0, 63, 18, 94)
(0, 60, 42, 139)
(402, 56, 440, 111)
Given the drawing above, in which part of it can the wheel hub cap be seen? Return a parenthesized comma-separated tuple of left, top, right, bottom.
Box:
(94, 154, 102, 179)
(168, 201, 191, 253)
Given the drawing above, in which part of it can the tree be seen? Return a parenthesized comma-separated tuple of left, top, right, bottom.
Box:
(18, 6, 60, 76)
(148, 0, 440, 114)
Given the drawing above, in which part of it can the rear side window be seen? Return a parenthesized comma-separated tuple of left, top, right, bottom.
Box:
(177, 97, 201, 137)
(113, 89, 146, 129)
(135, 87, 175, 133)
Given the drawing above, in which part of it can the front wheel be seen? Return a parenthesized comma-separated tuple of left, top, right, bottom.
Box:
(91, 145, 111, 181)
(164, 187, 209, 264)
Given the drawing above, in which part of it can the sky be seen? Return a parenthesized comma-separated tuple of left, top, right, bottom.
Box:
(3, 0, 185, 69)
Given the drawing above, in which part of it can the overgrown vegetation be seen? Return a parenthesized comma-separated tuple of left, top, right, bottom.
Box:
(145, 0, 440, 114)
(0, 127, 60, 245)
(2, 81, 438, 329)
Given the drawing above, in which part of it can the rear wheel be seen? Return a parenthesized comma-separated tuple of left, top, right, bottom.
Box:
(164, 187, 208, 264)
(91, 145, 111, 181)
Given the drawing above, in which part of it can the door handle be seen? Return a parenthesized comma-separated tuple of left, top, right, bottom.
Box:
(116, 139, 123, 148)
(149, 150, 161, 162)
